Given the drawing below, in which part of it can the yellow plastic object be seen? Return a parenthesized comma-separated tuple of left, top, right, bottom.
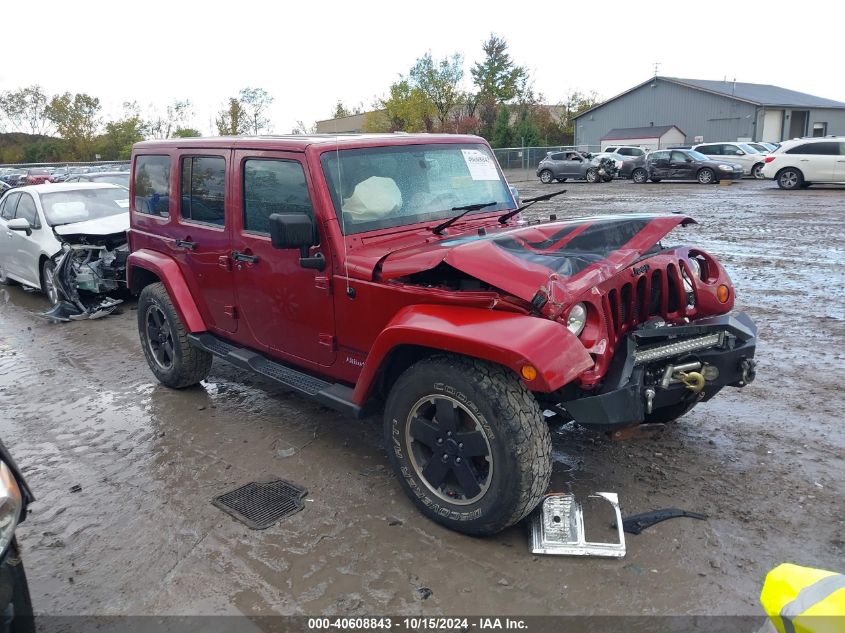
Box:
(760, 563, 845, 633)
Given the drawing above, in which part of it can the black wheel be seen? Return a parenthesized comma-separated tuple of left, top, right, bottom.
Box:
(539, 170, 553, 184)
(632, 169, 648, 184)
(649, 178, 662, 183)
(137, 282, 212, 388)
(697, 168, 716, 184)
(0, 261, 17, 286)
(384, 355, 552, 535)
(776, 168, 803, 190)
(645, 400, 697, 424)
(752, 162, 765, 179)
(585, 168, 599, 183)
(555, 177, 567, 183)
(40, 259, 58, 305)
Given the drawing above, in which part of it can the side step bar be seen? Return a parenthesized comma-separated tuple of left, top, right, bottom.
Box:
(188, 332, 363, 419)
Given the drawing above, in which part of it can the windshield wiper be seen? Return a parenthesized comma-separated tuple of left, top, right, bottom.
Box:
(497, 188, 567, 224)
(431, 201, 497, 235)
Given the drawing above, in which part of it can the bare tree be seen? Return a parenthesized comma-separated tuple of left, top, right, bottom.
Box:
(0, 85, 54, 135)
(239, 87, 274, 135)
(147, 100, 193, 139)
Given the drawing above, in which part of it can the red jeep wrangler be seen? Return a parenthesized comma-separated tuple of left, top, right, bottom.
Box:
(127, 134, 757, 535)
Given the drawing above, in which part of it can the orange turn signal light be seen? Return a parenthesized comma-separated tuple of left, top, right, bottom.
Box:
(717, 284, 730, 303)
(521, 365, 538, 381)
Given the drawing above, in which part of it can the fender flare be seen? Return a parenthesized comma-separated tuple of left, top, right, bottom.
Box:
(126, 249, 205, 332)
(351, 304, 594, 404)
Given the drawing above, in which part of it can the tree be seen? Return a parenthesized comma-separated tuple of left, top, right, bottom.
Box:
(45, 92, 101, 160)
(471, 35, 529, 105)
(173, 127, 202, 138)
(147, 100, 193, 140)
(96, 102, 147, 160)
(291, 120, 316, 135)
(0, 85, 54, 135)
(512, 109, 540, 147)
(380, 79, 435, 132)
(332, 100, 351, 119)
(239, 87, 274, 134)
(409, 52, 464, 126)
(491, 106, 513, 148)
(562, 90, 601, 138)
(215, 98, 249, 135)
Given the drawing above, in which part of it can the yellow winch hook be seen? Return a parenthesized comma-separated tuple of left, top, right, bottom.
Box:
(680, 371, 706, 394)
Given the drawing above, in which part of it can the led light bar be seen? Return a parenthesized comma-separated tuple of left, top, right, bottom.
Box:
(634, 332, 724, 364)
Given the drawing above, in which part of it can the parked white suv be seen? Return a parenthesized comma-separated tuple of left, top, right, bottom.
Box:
(692, 142, 768, 178)
(602, 145, 647, 158)
(761, 137, 845, 189)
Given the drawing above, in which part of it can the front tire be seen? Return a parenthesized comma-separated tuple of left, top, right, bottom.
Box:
(585, 168, 599, 183)
(697, 168, 716, 184)
(632, 169, 648, 184)
(539, 170, 553, 184)
(776, 168, 803, 190)
(40, 259, 58, 305)
(384, 356, 551, 535)
(137, 282, 212, 388)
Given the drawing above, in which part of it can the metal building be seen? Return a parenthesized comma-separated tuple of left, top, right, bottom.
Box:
(574, 77, 845, 147)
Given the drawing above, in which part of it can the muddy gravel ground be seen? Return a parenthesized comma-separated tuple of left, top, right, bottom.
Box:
(0, 178, 843, 618)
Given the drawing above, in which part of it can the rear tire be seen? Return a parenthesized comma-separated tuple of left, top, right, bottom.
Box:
(137, 282, 212, 388)
(539, 170, 553, 184)
(697, 168, 716, 184)
(384, 355, 551, 535)
(776, 168, 803, 190)
(752, 162, 765, 179)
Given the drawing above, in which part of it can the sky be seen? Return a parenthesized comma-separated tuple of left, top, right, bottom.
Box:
(2, 0, 843, 135)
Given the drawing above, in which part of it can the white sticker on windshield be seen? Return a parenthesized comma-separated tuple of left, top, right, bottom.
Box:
(116, 199, 129, 208)
(461, 149, 500, 181)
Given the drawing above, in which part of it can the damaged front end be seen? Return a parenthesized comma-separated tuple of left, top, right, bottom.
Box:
(42, 234, 128, 322)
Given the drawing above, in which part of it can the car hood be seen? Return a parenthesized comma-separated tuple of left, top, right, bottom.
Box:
(53, 213, 129, 237)
(352, 214, 695, 307)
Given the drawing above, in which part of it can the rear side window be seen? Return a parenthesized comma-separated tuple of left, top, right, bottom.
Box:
(697, 145, 718, 155)
(134, 155, 171, 217)
(786, 142, 840, 155)
(243, 159, 313, 235)
(181, 156, 226, 226)
(15, 194, 39, 228)
(649, 151, 669, 162)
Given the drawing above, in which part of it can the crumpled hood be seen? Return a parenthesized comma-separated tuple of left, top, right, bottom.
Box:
(371, 214, 695, 305)
(54, 212, 129, 237)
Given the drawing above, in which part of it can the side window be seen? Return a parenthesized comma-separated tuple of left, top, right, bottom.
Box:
(670, 151, 688, 162)
(243, 159, 313, 235)
(181, 156, 226, 226)
(786, 142, 838, 155)
(618, 148, 632, 156)
(725, 144, 742, 155)
(649, 151, 669, 163)
(1, 193, 21, 220)
(15, 194, 39, 228)
(134, 155, 171, 217)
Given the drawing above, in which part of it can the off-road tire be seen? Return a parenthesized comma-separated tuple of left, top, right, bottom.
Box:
(697, 168, 716, 185)
(539, 170, 553, 184)
(632, 168, 648, 184)
(137, 282, 212, 389)
(776, 167, 803, 190)
(585, 168, 599, 183)
(384, 355, 551, 535)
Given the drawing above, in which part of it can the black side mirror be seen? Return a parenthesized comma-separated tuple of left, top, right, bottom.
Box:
(269, 213, 324, 270)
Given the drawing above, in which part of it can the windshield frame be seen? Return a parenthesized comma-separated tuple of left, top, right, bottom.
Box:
(320, 142, 515, 235)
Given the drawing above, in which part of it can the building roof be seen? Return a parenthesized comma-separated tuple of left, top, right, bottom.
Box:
(601, 125, 683, 141)
(575, 77, 845, 119)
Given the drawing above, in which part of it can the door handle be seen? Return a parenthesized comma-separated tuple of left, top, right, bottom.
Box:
(175, 239, 197, 250)
(232, 251, 259, 264)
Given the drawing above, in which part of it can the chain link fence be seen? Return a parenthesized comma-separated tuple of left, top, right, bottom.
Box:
(494, 145, 601, 183)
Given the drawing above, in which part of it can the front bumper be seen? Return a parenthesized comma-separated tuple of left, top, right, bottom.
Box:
(555, 312, 757, 429)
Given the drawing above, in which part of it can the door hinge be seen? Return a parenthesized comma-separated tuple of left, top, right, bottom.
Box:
(218, 256, 232, 271)
(223, 305, 238, 319)
(318, 333, 336, 350)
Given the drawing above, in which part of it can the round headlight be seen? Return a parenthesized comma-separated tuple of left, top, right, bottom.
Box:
(0, 461, 22, 556)
(687, 256, 701, 279)
(566, 303, 587, 336)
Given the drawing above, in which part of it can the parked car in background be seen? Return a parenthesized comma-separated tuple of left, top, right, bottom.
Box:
(1, 172, 27, 188)
(692, 142, 767, 178)
(65, 171, 130, 188)
(748, 142, 777, 154)
(0, 182, 10, 195)
(50, 167, 71, 182)
(761, 137, 845, 189)
(0, 438, 35, 632)
(537, 150, 606, 183)
(25, 168, 53, 185)
(601, 145, 646, 159)
(0, 183, 130, 318)
(632, 149, 743, 184)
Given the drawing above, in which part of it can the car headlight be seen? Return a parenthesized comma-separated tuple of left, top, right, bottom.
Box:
(687, 256, 701, 279)
(566, 302, 587, 336)
(0, 461, 22, 557)
(718, 164, 732, 171)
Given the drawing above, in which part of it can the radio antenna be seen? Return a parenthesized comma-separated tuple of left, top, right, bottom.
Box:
(335, 135, 352, 295)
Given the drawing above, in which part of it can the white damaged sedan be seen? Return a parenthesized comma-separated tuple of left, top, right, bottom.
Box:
(0, 182, 130, 320)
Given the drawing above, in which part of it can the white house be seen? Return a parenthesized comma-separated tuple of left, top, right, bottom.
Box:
(600, 125, 686, 151)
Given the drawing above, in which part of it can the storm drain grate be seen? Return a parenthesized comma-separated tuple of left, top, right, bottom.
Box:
(212, 479, 308, 529)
